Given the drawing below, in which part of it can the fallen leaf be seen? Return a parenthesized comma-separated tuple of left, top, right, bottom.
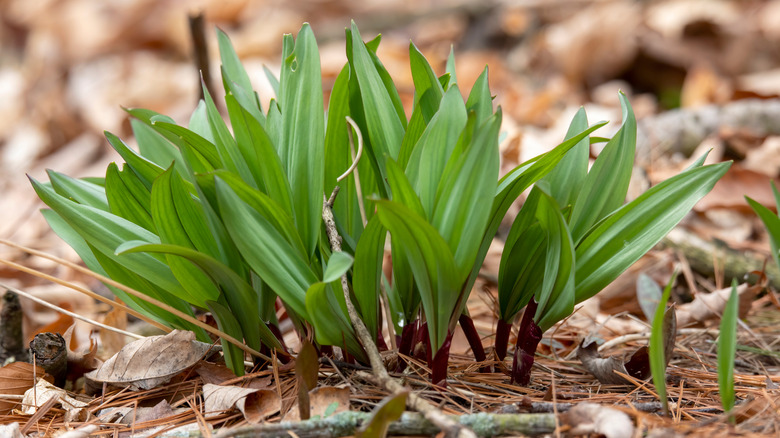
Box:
(577, 306, 675, 385)
(695, 165, 779, 212)
(194, 361, 238, 385)
(294, 340, 319, 420)
(357, 391, 407, 438)
(285, 386, 351, 422)
(203, 383, 281, 424)
(85, 330, 214, 390)
(561, 402, 634, 438)
(676, 283, 759, 327)
(21, 378, 87, 417)
(0, 362, 43, 414)
(99, 305, 128, 359)
(62, 324, 100, 382)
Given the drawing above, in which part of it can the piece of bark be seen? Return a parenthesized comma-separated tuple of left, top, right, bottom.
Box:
(214, 411, 557, 438)
(1, 291, 26, 363)
(29, 333, 67, 386)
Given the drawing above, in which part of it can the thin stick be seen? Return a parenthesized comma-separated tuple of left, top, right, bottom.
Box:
(0, 257, 170, 333)
(0, 281, 144, 340)
(343, 116, 368, 226)
(322, 192, 476, 438)
(188, 12, 214, 102)
(0, 239, 271, 362)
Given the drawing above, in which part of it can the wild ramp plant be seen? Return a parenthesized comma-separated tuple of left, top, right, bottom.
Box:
(30, 21, 729, 385)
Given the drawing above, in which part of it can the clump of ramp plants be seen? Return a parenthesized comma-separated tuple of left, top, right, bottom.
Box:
(32, 21, 730, 384)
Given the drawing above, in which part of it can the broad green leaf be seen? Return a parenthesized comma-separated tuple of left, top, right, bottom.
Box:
(575, 160, 731, 302)
(386, 159, 425, 217)
(541, 107, 590, 210)
(533, 186, 575, 331)
(131, 119, 188, 180)
(305, 282, 365, 361)
(105, 163, 155, 231)
(225, 94, 294, 217)
(718, 279, 738, 417)
(445, 46, 457, 86)
(188, 100, 214, 142)
(397, 104, 427, 170)
(465, 67, 493, 124)
(278, 23, 325, 258)
(206, 299, 247, 376)
(32, 177, 211, 305)
(352, 216, 385, 340)
(569, 93, 636, 242)
(201, 83, 256, 185)
(650, 271, 676, 416)
(104, 131, 165, 188)
(215, 177, 315, 320)
(149, 120, 222, 170)
(348, 22, 405, 179)
(324, 251, 354, 283)
(217, 28, 264, 120)
(48, 170, 109, 211)
(374, 199, 460, 352)
(432, 110, 500, 279)
(357, 392, 408, 438)
(117, 241, 282, 352)
(409, 41, 444, 121)
(151, 167, 222, 303)
(746, 195, 780, 273)
(405, 86, 468, 217)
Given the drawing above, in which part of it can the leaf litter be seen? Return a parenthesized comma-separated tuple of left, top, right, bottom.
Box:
(2, 0, 780, 436)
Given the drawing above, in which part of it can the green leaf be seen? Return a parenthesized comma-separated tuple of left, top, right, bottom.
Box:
(116, 241, 282, 352)
(47, 170, 109, 211)
(409, 41, 444, 122)
(569, 92, 636, 243)
(718, 279, 738, 419)
(215, 177, 316, 320)
(386, 159, 425, 217)
(206, 299, 247, 376)
(445, 46, 457, 87)
(432, 110, 500, 279)
(746, 194, 780, 274)
(352, 216, 385, 341)
(131, 119, 189, 180)
(105, 163, 155, 231)
(575, 160, 731, 302)
(324, 252, 354, 283)
(217, 28, 264, 120)
(465, 67, 493, 123)
(649, 271, 677, 416)
(357, 392, 408, 438)
(104, 131, 165, 189)
(305, 282, 365, 361)
(347, 22, 405, 179)
(225, 94, 294, 217)
(278, 23, 325, 258)
(405, 86, 468, 217)
(149, 120, 222, 171)
(374, 199, 460, 352)
(541, 107, 590, 210)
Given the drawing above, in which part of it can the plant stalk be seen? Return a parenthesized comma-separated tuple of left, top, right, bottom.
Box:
(511, 300, 541, 385)
(495, 319, 512, 361)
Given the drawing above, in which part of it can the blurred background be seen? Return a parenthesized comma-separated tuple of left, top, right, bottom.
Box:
(2, 0, 780, 349)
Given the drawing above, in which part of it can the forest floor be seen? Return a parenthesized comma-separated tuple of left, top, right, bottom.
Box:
(1, 0, 779, 436)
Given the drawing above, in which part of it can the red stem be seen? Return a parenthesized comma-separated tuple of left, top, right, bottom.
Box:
(511, 299, 542, 385)
(458, 313, 489, 372)
(430, 332, 453, 388)
(495, 319, 512, 361)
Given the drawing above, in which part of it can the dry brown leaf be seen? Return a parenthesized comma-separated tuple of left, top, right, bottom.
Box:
(85, 330, 214, 390)
(0, 362, 43, 414)
(21, 378, 87, 418)
(285, 386, 351, 422)
(676, 283, 759, 327)
(194, 361, 238, 385)
(695, 165, 779, 212)
(203, 383, 281, 424)
(62, 324, 100, 381)
(98, 306, 127, 360)
(742, 136, 780, 178)
(561, 402, 634, 438)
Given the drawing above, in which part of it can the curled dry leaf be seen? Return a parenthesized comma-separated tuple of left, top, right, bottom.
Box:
(0, 362, 43, 414)
(560, 402, 634, 438)
(22, 378, 88, 418)
(63, 324, 100, 381)
(85, 330, 214, 390)
(676, 283, 758, 327)
(578, 306, 676, 385)
(203, 383, 281, 424)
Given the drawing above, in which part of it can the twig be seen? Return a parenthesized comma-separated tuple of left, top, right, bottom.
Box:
(323, 192, 476, 438)
(215, 410, 556, 438)
(188, 12, 214, 102)
(0, 281, 144, 340)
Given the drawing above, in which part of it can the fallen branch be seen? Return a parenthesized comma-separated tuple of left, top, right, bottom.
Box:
(214, 411, 556, 438)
